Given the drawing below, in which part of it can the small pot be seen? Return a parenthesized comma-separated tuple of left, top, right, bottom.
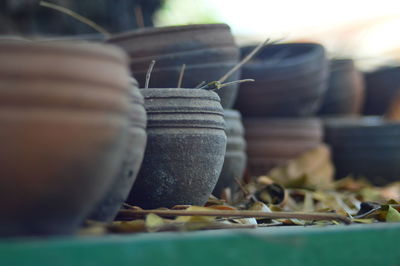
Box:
(213, 109, 246, 197)
(235, 43, 329, 117)
(324, 116, 400, 185)
(244, 118, 323, 176)
(88, 84, 147, 222)
(127, 88, 227, 209)
(318, 59, 365, 115)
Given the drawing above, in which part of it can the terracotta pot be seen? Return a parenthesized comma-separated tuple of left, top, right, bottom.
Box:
(364, 66, 400, 115)
(107, 24, 236, 58)
(127, 89, 226, 209)
(0, 41, 132, 236)
(324, 116, 400, 185)
(88, 85, 147, 222)
(243, 118, 323, 176)
(213, 109, 246, 197)
(318, 59, 365, 115)
(235, 43, 329, 117)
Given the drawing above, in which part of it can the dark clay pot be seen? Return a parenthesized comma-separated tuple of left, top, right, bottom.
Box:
(243, 118, 323, 176)
(107, 24, 240, 109)
(107, 24, 236, 58)
(235, 43, 329, 117)
(318, 59, 365, 115)
(88, 84, 147, 222)
(0, 41, 132, 236)
(127, 89, 227, 209)
(364, 66, 400, 115)
(213, 109, 246, 197)
(324, 116, 400, 185)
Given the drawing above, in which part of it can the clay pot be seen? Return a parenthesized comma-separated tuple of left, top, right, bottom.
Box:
(235, 43, 329, 117)
(243, 118, 323, 176)
(108, 24, 236, 58)
(364, 66, 400, 115)
(213, 109, 246, 197)
(107, 24, 240, 108)
(318, 59, 365, 115)
(88, 85, 147, 222)
(127, 89, 226, 209)
(324, 116, 400, 185)
(0, 41, 132, 236)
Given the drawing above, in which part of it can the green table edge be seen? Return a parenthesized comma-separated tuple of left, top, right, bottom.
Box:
(0, 223, 399, 266)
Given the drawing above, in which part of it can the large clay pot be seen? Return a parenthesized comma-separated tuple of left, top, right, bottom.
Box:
(0, 41, 132, 236)
(88, 85, 147, 222)
(243, 118, 323, 176)
(318, 59, 365, 115)
(213, 109, 246, 197)
(235, 43, 329, 117)
(127, 89, 227, 209)
(324, 116, 400, 185)
(108, 24, 240, 109)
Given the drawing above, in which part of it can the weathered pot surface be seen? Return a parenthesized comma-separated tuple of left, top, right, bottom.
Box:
(127, 88, 227, 209)
(88, 85, 147, 222)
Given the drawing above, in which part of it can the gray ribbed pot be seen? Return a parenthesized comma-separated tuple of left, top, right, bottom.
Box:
(127, 89, 227, 209)
(213, 109, 246, 197)
(88, 85, 147, 222)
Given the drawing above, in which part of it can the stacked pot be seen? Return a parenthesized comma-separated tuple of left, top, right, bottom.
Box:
(126, 89, 227, 209)
(107, 24, 241, 108)
(318, 59, 365, 116)
(235, 42, 332, 178)
(0, 41, 147, 236)
(324, 117, 400, 185)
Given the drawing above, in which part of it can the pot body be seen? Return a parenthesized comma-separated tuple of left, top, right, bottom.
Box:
(127, 89, 226, 209)
(236, 43, 328, 117)
(88, 85, 147, 222)
(213, 109, 246, 197)
(318, 59, 365, 115)
(324, 116, 400, 185)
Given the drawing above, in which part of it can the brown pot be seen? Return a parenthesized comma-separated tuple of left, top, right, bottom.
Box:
(243, 118, 323, 176)
(88, 85, 147, 222)
(0, 41, 132, 236)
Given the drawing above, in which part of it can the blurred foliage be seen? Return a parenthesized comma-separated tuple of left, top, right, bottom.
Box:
(154, 0, 220, 26)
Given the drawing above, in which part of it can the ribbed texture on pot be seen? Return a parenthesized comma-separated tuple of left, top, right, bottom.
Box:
(88, 82, 147, 222)
(235, 43, 329, 117)
(213, 109, 247, 197)
(318, 59, 365, 115)
(0, 41, 131, 114)
(0, 41, 133, 236)
(107, 24, 240, 108)
(244, 118, 323, 176)
(324, 116, 400, 185)
(127, 88, 227, 209)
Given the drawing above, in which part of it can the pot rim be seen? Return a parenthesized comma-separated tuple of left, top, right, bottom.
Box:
(108, 23, 231, 42)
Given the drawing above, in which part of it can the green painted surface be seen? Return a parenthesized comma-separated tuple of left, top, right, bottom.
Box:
(0, 223, 399, 266)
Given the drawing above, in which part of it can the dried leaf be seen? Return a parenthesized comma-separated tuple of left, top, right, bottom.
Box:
(175, 206, 217, 223)
(145, 213, 165, 232)
(386, 206, 400, 222)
